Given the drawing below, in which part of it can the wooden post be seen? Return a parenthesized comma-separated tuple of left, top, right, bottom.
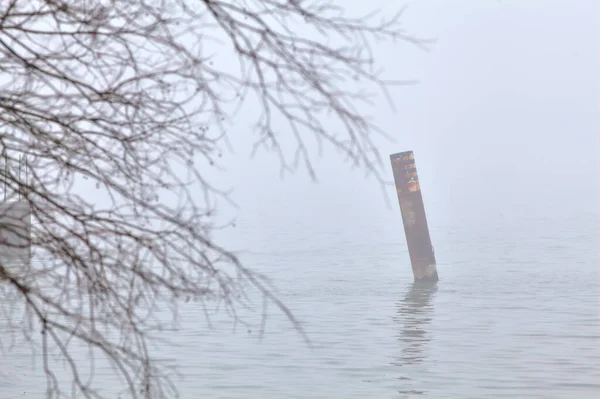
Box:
(390, 150, 438, 282)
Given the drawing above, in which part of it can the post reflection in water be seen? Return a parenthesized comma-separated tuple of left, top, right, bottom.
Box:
(392, 281, 438, 397)
(393, 281, 438, 366)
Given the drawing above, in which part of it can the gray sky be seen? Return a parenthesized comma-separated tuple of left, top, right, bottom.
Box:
(210, 0, 598, 250)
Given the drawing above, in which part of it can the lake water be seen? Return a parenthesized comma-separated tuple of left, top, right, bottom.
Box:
(1, 191, 599, 399)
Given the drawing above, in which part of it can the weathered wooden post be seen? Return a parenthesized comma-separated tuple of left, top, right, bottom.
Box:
(390, 151, 438, 282)
(0, 155, 32, 271)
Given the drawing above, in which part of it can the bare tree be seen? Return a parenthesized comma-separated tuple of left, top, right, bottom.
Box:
(0, 0, 422, 397)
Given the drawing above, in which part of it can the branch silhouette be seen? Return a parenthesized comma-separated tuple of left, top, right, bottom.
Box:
(0, 0, 425, 397)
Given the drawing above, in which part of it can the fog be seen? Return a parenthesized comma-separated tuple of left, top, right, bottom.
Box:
(214, 0, 598, 247)
(1, 1, 598, 398)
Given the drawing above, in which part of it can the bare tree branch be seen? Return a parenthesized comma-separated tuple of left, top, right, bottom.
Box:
(0, 0, 426, 397)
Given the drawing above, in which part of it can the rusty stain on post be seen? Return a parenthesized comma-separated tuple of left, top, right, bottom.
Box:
(390, 150, 438, 282)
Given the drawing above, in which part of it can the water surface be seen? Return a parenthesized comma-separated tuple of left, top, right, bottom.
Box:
(1, 203, 598, 399)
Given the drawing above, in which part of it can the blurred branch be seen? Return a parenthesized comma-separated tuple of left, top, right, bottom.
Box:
(0, 0, 424, 397)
